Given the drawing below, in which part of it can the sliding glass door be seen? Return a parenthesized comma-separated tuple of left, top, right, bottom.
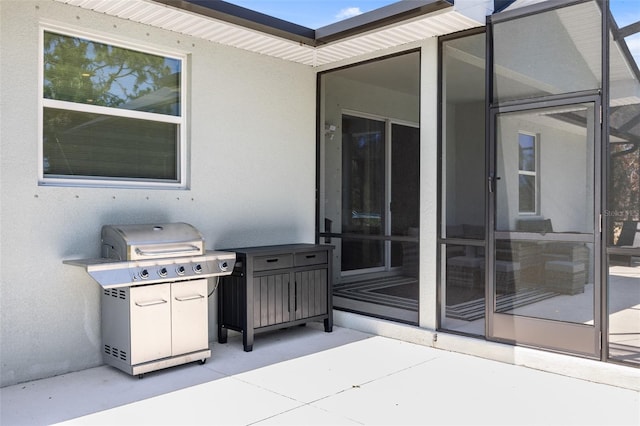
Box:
(341, 114, 419, 275)
(341, 115, 386, 273)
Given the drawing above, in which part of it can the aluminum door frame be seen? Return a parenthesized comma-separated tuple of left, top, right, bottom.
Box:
(486, 92, 603, 357)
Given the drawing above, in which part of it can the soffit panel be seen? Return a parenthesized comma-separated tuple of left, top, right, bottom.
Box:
(316, 11, 480, 65)
(52, 0, 481, 67)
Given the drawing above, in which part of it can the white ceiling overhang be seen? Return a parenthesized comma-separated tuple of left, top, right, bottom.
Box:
(51, 0, 483, 67)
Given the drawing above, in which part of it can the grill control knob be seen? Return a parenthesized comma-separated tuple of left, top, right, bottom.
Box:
(176, 266, 186, 276)
(158, 267, 168, 277)
(193, 264, 203, 274)
(140, 269, 150, 279)
(219, 261, 229, 272)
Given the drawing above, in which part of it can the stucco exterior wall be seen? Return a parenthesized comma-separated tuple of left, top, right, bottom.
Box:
(0, 0, 316, 386)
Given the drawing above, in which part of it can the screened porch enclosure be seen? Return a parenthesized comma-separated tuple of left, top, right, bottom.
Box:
(439, 0, 639, 365)
(319, 52, 421, 324)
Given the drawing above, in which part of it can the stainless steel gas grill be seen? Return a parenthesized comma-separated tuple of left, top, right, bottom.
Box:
(64, 222, 235, 377)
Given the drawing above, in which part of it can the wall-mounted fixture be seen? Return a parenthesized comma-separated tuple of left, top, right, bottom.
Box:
(324, 123, 336, 140)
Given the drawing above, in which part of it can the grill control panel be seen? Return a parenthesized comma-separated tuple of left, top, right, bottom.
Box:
(133, 260, 217, 282)
(64, 250, 236, 289)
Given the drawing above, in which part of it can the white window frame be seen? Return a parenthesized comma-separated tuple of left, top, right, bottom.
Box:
(38, 24, 188, 189)
(518, 131, 538, 215)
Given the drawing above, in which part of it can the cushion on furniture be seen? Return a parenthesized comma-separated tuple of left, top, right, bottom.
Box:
(617, 221, 640, 247)
(463, 224, 485, 239)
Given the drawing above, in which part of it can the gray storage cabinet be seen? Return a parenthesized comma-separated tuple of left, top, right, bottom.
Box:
(217, 244, 333, 351)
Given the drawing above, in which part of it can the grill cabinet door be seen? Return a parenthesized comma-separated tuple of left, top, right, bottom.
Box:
(130, 283, 172, 365)
(171, 279, 209, 355)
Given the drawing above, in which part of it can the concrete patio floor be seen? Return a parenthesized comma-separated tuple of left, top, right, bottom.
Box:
(1, 323, 639, 426)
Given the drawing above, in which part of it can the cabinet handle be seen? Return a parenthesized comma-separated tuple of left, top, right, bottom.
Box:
(294, 282, 297, 311)
(175, 294, 205, 302)
(305, 254, 316, 259)
(135, 299, 167, 307)
(266, 258, 279, 263)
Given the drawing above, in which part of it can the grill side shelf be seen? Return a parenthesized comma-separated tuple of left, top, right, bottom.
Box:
(63, 258, 136, 289)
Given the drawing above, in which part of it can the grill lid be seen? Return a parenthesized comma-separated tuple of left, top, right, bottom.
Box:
(102, 222, 205, 261)
(64, 222, 236, 288)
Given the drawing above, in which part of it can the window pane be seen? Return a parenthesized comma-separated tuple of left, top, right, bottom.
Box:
(496, 103, 595, 233)
(43, 108, 178, 180)
(441, 243, 485, 336)
(608, 94, 640, 247)
(495, 239, 594, 324)
(607, 5, 640, 366)
(43, 32, 181, 116)
(519, 174, 536, 213)
(341, 115, 385, 237)
(518, 133, 535, 172)
(391, 124, 420, 269)
(608, 256, 640, 365)
(607, 13, 640, 248)
(624, 33, 640, 69)
(493, 1, 601, 103)
(441, 32, 486, 239)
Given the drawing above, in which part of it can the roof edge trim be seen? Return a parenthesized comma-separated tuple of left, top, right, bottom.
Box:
(315, 0, 454, 44)
(152, 0, 318, 46)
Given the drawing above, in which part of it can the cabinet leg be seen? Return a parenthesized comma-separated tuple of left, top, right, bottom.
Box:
(324, 317, 333, 333)
(218, 326, 228, 344)
(243, 330, 254, 352)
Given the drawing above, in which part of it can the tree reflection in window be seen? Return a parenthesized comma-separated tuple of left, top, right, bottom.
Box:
(43, 32, 180, 115)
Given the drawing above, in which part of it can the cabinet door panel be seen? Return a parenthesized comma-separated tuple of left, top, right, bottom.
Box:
(274, 275, 284, 324)
(295, 269, 328, 319)
(316, 269, 328, 317)
(299, 274, 307, 319)
(172, 279, 208, 356)
(253, 273, 290, 328)
(130, 283, 171, 365)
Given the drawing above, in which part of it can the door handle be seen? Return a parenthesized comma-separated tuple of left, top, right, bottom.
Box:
(175, 294, 205, 302)
(135, 299, 167, 307)
(488, 176, 501, 193)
